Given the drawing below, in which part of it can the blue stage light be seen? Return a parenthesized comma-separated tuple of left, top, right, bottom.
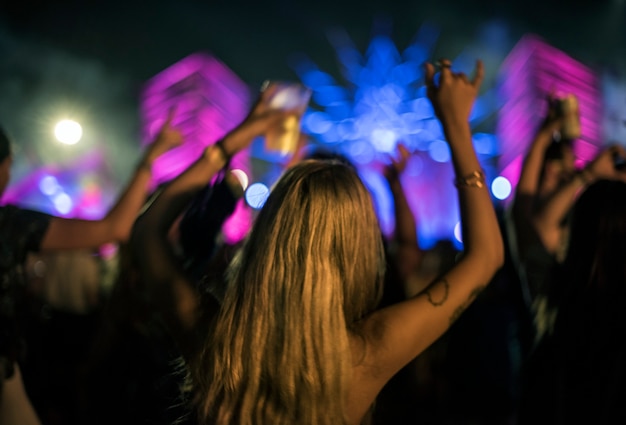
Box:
(245, 182, 270, 210)
(291, 27, 499, 247)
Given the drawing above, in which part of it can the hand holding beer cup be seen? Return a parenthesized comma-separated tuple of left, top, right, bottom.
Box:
(262, 81, 312, 155)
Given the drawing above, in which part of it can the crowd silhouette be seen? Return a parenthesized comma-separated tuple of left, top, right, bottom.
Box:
(1, 56, 625, 425)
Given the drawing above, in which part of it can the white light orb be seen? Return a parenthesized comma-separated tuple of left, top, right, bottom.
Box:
(245, 182, 270, 210)
(53, 192, 73, 214)
(39, 175, 60, 196)
(371, 128, 397, 153)
(54, 120, 83, 145)
(491, 176, 512, 200)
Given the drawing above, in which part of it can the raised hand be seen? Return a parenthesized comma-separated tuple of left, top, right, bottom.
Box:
(220, 86, 297, 157)
(424, 59, 484, 126)
(384, 143, 411, 183)
(584, 145, 626, 182)
(535, 93, 565, 142)
(544, 93, 564, 126)
(145, 108, 184, 164)
(282, 132, 310, 169)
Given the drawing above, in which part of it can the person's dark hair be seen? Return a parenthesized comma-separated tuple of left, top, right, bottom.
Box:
(563, 179, 626, 291)
(546, 179, 626, 323)
(548, 179, 626, 423)
(0, 126, 11, 162)
(178, 173, 239, 281)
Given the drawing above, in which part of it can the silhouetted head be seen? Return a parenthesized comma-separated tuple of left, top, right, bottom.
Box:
(564, 179, 626, 291)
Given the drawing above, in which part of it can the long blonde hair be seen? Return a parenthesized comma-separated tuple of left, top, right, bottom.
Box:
(191, 160, 385, 424)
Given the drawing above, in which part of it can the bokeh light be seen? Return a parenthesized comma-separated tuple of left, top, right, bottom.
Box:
(53, 192, 73, 215)
(54, 120, 83, 145)
(428, 140, 451, 163)
(245, 182, 270, 210)
(491, 176, 512, 200)
(140, 53, 252, 244)
(454, 221, 463, 244)
(291, 27, 501, 246)
(39, 175, 60, 196)
(497, 35, 603, 197)
(230, 169, 250, 191)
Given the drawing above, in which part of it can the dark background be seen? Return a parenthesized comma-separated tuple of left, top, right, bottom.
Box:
(2, 0, 624, 88)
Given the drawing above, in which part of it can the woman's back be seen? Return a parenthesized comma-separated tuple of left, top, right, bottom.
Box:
(191, 161, 385, 425)
(131, 59, 504, 425)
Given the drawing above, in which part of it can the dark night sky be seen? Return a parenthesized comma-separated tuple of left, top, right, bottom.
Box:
(2, 0, 625, 85)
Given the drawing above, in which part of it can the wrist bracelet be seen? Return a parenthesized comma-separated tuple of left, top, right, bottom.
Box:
(454, 170, 486, 189)
(214, 140, 232, 165)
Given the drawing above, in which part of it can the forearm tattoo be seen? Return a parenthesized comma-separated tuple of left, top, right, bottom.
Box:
(425, 278, 450, 307)
(449, 285, 486, 326)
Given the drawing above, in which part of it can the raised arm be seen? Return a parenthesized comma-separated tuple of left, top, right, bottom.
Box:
(533, 145, 626, 254)
(357, 59, 504, 381)
(130, 91, 292, 355)
(40, 110, 183, 250)
(513, 100, 562, 220)
(509, 97, 565, 260)
(0, 364, 42, 425)
(384, 143, 423, 285)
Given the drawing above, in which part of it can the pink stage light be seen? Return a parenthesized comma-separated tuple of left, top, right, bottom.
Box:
(497, 34, 603, 196)
(141, 53, 252, 243)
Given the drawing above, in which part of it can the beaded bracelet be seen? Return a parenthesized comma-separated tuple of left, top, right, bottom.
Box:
(454, 170, 486, 189)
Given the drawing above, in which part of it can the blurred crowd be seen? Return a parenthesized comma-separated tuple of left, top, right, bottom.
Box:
(1, 59, 626, 425)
